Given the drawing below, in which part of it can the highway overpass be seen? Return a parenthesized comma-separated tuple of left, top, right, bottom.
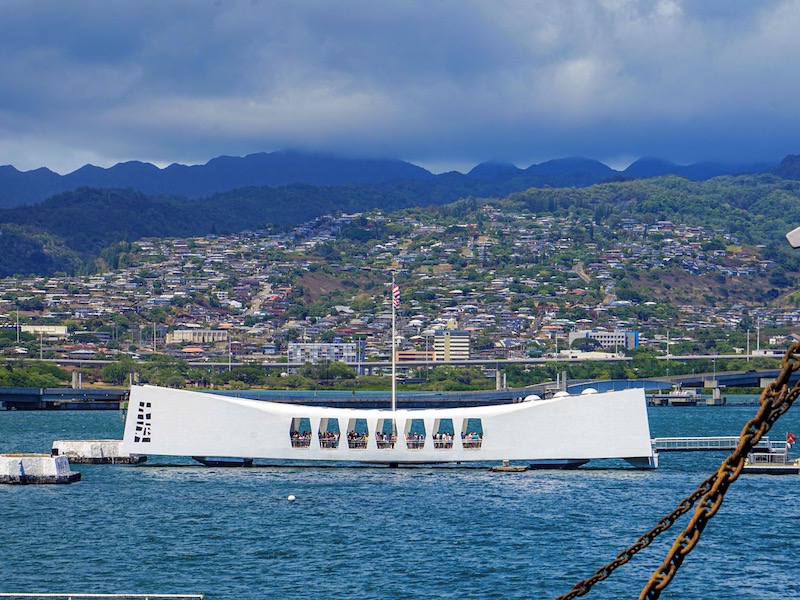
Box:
(3, 352, 776, 372)
(566, 369, 791, 394)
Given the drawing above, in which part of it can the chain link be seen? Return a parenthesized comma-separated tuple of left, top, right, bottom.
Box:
(556, 342, 800, 600)
(640, 343, 800, 599)
(555, 473, 716, 599)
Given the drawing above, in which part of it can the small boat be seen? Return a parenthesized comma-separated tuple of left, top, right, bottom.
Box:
(192, 456, 254, 467)
(648, 386, 700, 406)
(743, 439, 800, 475)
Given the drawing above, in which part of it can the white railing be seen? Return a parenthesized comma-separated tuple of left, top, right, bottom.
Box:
(0, 595, 204, 599)
(652, 436, 771, 452)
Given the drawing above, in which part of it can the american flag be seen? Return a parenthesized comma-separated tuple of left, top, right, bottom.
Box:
(392, 283, 400, 309)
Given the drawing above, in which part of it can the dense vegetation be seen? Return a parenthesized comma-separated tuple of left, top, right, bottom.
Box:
(506, 174, 800, 251)
(0, 361, 70, 387)
(4, 352, 780, 392)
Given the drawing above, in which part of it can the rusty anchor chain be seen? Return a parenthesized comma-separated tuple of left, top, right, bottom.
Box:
(556, 341, 800, 600)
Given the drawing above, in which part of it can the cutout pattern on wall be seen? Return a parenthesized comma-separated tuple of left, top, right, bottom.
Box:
(134, 401, 152, 443)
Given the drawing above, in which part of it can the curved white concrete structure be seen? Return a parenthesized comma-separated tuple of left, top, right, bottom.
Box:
(121, 385, 657, 468)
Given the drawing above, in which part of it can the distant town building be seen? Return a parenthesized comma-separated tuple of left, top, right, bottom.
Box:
(396, 350, 435, 362)
(433, 329, 471, 361)
(166, 329, 228, 345)
(751, 349, 784, 357)
(568, 329, 639, 351)
(21, 325, 69, 340)
(288, 342, 364, 364)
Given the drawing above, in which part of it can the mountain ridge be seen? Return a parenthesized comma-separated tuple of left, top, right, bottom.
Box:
(0, 150, 779, 208)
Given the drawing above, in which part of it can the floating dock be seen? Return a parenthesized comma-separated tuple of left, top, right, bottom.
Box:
(0, 453, 81, 484)
(52, 440, 146, 464)
(743, 440, 800, 474)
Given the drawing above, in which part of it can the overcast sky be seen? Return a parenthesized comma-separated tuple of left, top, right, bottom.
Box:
(1, 0, 799, 174)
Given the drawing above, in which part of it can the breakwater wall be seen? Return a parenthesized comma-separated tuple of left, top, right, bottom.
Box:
(0, 387, 127, 410)
(51, 439, 146, 464)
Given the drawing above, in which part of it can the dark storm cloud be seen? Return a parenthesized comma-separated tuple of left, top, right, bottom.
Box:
(0, 0, 798, 173)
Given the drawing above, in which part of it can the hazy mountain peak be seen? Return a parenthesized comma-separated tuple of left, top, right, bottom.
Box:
(526, 156, 615, 175)
(467, 161, 522, 179)
(623, 157, 679, 177)
(772, 155, 800, 179)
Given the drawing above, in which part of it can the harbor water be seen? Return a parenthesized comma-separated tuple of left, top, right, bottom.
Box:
(1, 397, 800, 599)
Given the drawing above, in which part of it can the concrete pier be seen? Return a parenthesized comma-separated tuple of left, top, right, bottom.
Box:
(0, 453, 81, 484)
(52, 440, 146, 464)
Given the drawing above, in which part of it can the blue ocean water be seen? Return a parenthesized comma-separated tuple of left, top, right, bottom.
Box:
(1, 399, 799, 600)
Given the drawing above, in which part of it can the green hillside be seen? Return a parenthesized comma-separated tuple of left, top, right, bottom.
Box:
(2, 172, 800, 278)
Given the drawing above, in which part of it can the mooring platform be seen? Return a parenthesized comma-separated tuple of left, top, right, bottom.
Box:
(0, 453, 81, 484)
(52, 440, 146, 464)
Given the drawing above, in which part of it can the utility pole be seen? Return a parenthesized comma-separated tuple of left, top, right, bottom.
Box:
(357, 336, 362, 377)
(757, 315, 761, 353)
(747, 329, 750, 362)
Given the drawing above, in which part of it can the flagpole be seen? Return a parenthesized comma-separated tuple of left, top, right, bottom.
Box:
(391, 279, 397, 412)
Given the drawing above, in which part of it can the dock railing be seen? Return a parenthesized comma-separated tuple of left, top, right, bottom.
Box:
(652, 436, 772, 452)
(0, 595, 203, 599)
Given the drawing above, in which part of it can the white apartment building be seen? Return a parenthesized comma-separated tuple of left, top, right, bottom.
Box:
(567, 329, 639, 350)
(21, 325, 69, 340)
(433, 329, 471, 361)
(288, 342, 363, 364)
(166, 329, 228, 345)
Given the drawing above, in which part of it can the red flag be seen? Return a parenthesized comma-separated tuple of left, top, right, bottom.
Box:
(392, 283, 400, 309)
(787, 432, 796, 446)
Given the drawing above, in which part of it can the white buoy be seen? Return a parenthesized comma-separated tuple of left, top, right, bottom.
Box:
(287, 494, 296, 502)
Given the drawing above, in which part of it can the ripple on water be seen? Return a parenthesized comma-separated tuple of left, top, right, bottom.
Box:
(3, 407, 800, 598)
